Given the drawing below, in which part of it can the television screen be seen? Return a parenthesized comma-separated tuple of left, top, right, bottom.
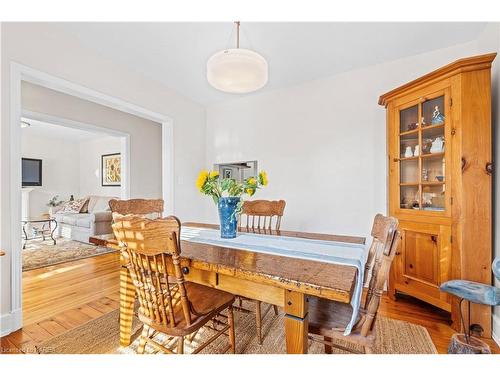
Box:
(22, 158, 42, 186)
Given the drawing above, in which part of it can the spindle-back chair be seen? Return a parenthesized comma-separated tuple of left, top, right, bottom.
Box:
(308, 213, 400, 354)
(112, 215, 236, 354)
(235, 199, 286, 344)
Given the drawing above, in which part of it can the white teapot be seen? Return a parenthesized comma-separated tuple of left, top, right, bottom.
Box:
(430, 137, 444, 154)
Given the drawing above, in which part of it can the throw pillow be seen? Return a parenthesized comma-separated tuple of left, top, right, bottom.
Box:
(79, 197, 90, 213)
(58, 198, 88, 214)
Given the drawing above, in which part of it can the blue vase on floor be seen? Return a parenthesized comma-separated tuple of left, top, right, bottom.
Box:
(218, 197, 240, 239)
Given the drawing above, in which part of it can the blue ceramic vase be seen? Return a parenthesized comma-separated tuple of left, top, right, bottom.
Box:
(218, 197, 240, 239)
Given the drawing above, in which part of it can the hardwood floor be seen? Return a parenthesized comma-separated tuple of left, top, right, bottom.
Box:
(1, 252, 499, 354)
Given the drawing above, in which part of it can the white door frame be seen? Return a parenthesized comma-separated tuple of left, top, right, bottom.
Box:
(6, 62, 174, 335)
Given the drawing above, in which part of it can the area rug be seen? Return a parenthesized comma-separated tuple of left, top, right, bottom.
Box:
(23, 237, 117, 271)
(36, 303, 437, 354)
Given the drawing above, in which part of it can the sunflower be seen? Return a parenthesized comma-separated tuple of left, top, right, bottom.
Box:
(246, 188, 255, 196)
(196, 170, 209, 191)
(247, 177, 257, 186)
(209, 170, 219, 179)
(259, 171, 268, 186)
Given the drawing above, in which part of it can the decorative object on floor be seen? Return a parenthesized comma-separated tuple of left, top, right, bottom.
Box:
(112, 216, 236, 354)
(22, 237, 116, 271)
(101, 153, 121, 186)
(440, 257, 500, 354)
(308, 214, 400, 354)
(35, 301, 437, 354)
(21, 217, 57, 250)
(431, 105, 445, 125)
(196, 169, 269, 238)
(207, 21, 268, 94)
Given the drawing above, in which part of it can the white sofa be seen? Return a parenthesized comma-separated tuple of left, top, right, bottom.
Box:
(53, 195, 116, 243)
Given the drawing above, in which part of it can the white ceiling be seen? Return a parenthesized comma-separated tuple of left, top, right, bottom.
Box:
(50, 22, 487, 105)
(21, 118, 106, 142)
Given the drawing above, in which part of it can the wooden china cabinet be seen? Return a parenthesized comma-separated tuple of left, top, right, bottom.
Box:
(379, 53, 496, 337)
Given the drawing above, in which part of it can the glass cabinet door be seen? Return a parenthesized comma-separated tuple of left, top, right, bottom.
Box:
(398, 93, 447, 212)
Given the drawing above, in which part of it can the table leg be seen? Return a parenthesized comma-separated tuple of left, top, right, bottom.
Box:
(22, 222, 28, 250)
(120, 262, 136, 347)
(284, 289, 309, 354)
(50, 220, 57, 245)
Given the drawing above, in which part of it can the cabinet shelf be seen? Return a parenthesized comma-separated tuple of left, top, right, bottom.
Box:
(400, 128, 419, 136)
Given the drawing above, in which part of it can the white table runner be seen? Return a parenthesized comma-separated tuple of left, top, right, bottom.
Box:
(181, 227, 367, 335)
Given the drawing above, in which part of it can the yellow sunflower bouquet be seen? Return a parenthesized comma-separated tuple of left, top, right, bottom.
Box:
(196, 169, 269, 205)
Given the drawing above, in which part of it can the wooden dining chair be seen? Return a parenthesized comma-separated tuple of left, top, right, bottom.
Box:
(112, 215, 236, 354)
(308, 214, 400, 354)
(239, 199, 286, 233)
(236, 199, 286, 344)
(109, 198, 164, 221)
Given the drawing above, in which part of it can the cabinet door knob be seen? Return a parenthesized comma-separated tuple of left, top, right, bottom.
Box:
(486, 162, 493, 176)
(409, 264, 413, 269)
(395, 251, 401, 256)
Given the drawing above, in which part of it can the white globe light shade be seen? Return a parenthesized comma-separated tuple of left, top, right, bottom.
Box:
(207, 48, 268, 93)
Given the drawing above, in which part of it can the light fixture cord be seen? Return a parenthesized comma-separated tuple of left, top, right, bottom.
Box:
(235, 21, 240, 48)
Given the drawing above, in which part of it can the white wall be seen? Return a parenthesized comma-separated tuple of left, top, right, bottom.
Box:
(206, 41, 480, 238)
(22, 82, 162, 199)
(1, 23, 207, 333)
(21, 132, 81, 217)
(79, 136, 122, 198)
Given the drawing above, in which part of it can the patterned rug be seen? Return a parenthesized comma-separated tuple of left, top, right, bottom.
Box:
(36, 302, 437, 354)
(23, 237, 117, 271)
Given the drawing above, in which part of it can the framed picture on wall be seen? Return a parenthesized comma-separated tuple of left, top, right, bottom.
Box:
(222, 168, 233, 179)
(101, 153, 121, 187)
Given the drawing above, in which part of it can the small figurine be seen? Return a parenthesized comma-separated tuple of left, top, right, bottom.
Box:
(431, 105, 445, 125)
(422, 168, 429, 182)
(407, 122, 418, 131)
(430, 136, 445, 153)
(414, 145, 420, 157)
(421, 116, 426, 126)
(404, 146, 413, 158)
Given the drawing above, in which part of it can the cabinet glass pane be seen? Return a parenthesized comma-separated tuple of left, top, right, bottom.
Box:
(422, 154, 445, 183)
(400, 185, 420, 210)
(422, 125, 445, 155)
(422, 184, 445, 211)
(400, 133, 419, 158)
(400, 105, 418, 133)
(422, 96, 445, 127)
(400, 159, 419, 183)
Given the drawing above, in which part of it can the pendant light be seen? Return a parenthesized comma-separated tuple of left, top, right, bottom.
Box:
(207, 21, 268, 94)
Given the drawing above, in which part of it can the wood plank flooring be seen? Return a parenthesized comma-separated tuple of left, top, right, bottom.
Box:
(1, 252, 499, 354)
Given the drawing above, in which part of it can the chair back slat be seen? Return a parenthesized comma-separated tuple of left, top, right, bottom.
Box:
(112, 216, 191, 329)
(239, 200, 286, 232)
(109, 199, 164, 220)
(360, 214, 400, 337)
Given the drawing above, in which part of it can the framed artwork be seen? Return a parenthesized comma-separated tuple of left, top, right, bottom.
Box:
(222, 168, 233, 179)
(101, 153, 121, 186)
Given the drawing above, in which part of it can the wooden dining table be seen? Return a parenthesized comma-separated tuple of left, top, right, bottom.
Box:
(89, 222, 365, 354)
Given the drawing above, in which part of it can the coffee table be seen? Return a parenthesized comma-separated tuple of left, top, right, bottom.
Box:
(21, 217, 58, 249)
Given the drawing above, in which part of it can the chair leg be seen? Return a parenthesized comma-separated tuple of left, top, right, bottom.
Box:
(273, 305, 279, 315)
(137, 325, 150, 354)
(324, 336, 332, 354)
(228, 306, 236, 354)
(256, 300, 263, 345)
(238, 297, 243, 308)
(177, 336, 184, 354)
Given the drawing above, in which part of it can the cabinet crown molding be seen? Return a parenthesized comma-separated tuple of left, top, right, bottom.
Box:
(378, 53, 497, 107)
